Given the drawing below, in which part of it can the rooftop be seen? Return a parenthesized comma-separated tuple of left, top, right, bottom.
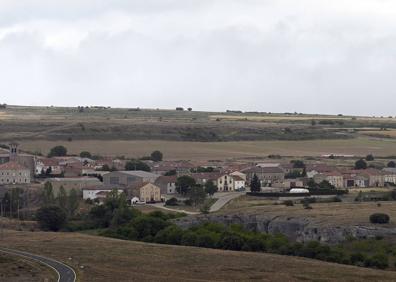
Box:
(0, 161, 28, 171)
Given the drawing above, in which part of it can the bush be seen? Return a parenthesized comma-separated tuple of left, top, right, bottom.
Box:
(132, 216, 170, 239)
(370, 213, 390, 224)
(365, 254, 389, 269)
(366, 154, 375, 161)
(219, 233, 245, 251)
(154, 225, 184, 245)
(184, 199, 193, 206)
(36, 206, 67, 231)
(387, 161, 396, 168)
(165, 197, 178, 206)
(284, 200, 294, 206)
(350, 253, 367, 266)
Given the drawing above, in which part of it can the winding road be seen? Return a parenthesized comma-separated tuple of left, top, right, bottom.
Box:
(0, 248, 76, 282)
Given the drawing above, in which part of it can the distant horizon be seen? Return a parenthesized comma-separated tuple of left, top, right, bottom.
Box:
(1, 103, 393, 118)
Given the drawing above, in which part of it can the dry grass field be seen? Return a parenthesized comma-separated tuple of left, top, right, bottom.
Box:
(221, 196, 396, 227)
(1, 105, 396, 160)
(0, 252, 57, 282)
(18, 137, 396, 160)
(362, 130, 396, 138)
(1, 230, 396, 282)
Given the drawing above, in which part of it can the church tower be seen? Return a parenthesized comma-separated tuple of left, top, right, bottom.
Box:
(9, 142, 19, 162)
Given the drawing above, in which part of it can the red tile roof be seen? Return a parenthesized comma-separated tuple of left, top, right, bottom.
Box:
(155, 175, 177, 184)
(0, 161, 28, 170)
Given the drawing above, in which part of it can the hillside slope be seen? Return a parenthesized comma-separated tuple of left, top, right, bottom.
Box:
(1, 230, 396, 281)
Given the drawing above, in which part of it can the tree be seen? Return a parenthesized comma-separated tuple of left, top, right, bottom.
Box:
(307, 179, 318, 189)
(57, 186, 67, 210)
(188, 108, 192, 111)
(125, 160, 151, 172)
(355, 159, 368, 170)
(10, 188, 23, 217)
(387, 161, 396, 168)
(188, 185, 207, 206)
(318, 180, 335, 189)
(291, 160, 305, 168)
(176, 176, 196, 195)
(36, 206, 67, 231)
(67, 188, 79, 217)
(48, 145, 67, 157)
(42, 182, 55, 206)
(200, 200, 212, 214)
(1, 192, 11, 217)
(80, 151, 92, 158)
(366, 154, 375, 161)
(204, 180, 218, 196)
(164, 169, 177, 176)
(150, 150, 163, 162)
(250, 174, 261, 192)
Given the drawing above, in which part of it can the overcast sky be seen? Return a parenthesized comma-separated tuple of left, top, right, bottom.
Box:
(1, 0, 396, 115)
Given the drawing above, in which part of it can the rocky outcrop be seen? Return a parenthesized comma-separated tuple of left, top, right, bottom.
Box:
(173, 214, 396, 244)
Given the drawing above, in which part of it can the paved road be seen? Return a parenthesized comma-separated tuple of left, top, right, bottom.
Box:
(0, 248, 76, 282)
(210, 192, 244, 212)
(148, 203, 200, 215)
(149, 192, 244, 214)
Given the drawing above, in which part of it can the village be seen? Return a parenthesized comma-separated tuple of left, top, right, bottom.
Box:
(1, 142, 396, 214)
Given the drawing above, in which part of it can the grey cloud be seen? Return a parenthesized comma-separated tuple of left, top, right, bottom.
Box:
(0, 0, 396, 115)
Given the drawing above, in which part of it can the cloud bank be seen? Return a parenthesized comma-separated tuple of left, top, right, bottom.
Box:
(1, 0, 396, 115)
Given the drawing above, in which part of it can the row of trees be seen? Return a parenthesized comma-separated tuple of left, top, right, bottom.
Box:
(36, 182, 80, 231)
(47, 145, 164, 164)
(0, 188, 26, 218)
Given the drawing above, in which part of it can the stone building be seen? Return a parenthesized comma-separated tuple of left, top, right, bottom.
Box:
(0, 161, 31, 185)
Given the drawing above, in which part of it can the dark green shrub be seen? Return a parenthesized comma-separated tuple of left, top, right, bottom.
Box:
(364, 254, 389, 269)
(36, 206, 67, 232)
(181, 231, 198, 246)
(165, 197, 178, 206)
(219, 233, 245, 251)
(370, 213, 390, 224)
(350, 253, 367, 266)
(132, 216, 170, 239)
(154, 225, 184, 245)
(184, 199, 193, 206)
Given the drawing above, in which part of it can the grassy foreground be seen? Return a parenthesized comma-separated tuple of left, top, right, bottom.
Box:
(1, 230, 396, 281)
